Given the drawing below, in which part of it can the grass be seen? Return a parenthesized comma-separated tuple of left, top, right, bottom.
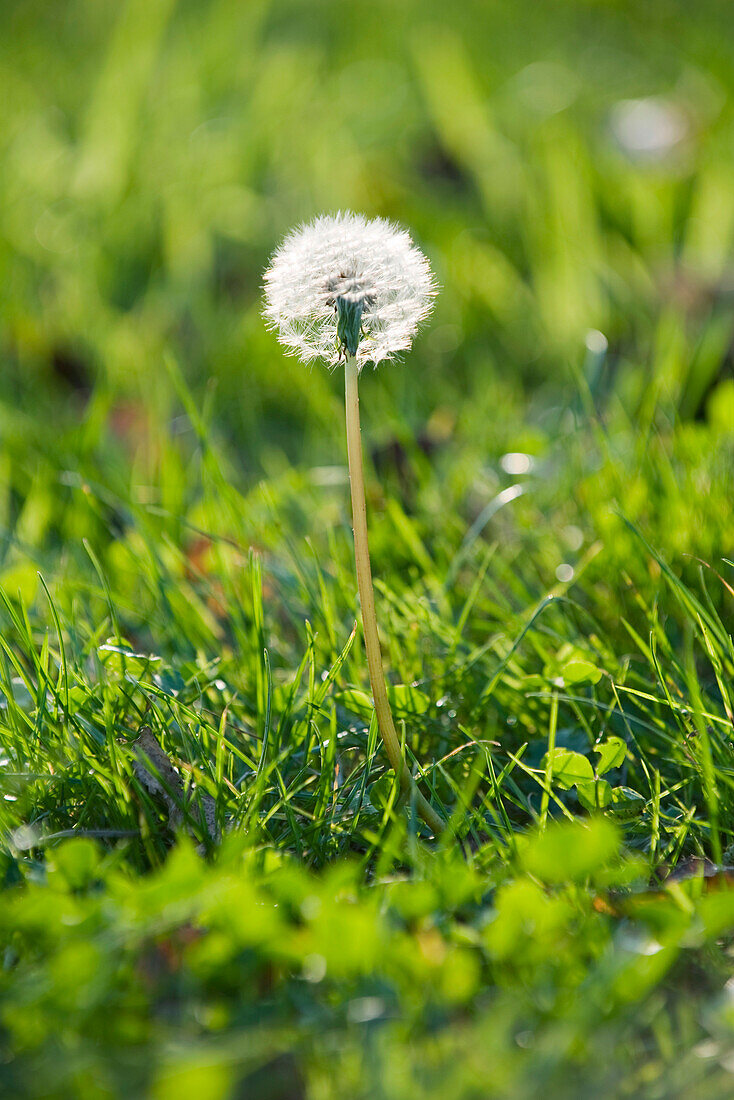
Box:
(1, 0, 734, 1096)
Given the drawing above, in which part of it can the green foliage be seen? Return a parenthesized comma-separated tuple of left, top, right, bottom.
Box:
(0, 0, 733, 1095)
(2, 831, 734, 1098)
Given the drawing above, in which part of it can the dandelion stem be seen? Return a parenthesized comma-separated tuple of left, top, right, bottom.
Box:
(344, 351, 444, 836)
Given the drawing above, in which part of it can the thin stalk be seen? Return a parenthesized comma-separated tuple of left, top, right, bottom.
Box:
(343, 351, 444, 836)
(540, 688, 558, 829)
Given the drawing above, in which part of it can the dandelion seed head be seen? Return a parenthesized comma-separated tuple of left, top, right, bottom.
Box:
(263, 212, 437, 367)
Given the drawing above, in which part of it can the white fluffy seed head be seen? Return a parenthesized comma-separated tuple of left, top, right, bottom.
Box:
(262, 212, 437, 368)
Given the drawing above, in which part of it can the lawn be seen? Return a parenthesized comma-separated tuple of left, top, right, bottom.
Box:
(1, 0, 733, 1096)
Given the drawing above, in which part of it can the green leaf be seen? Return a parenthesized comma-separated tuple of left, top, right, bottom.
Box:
(609, 787, 647, 820)
(561, 659, 602, 686)
(387, 684, 431, 716)
(576, 778, 612, 811)
(153, 669, 186, 697)
(593, 737, 627, 775)
(98, 640, 161, 679)
(335, 689, 373, 719)
(520, 818, 621, 883)
(543, 748, 594, 789)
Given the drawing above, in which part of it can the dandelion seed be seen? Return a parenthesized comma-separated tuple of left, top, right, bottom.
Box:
(263, 211, 437, 368)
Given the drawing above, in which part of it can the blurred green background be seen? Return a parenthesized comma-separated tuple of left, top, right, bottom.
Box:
(3, 0, 733, 468)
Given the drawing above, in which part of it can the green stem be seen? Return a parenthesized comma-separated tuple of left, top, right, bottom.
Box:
(344, 352, 444, 836)
(540, 688, 558, 829)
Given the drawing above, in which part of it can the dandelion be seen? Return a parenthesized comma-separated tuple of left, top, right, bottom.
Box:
(263, 211, 436, 369)
(263, 212, 443, 835)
